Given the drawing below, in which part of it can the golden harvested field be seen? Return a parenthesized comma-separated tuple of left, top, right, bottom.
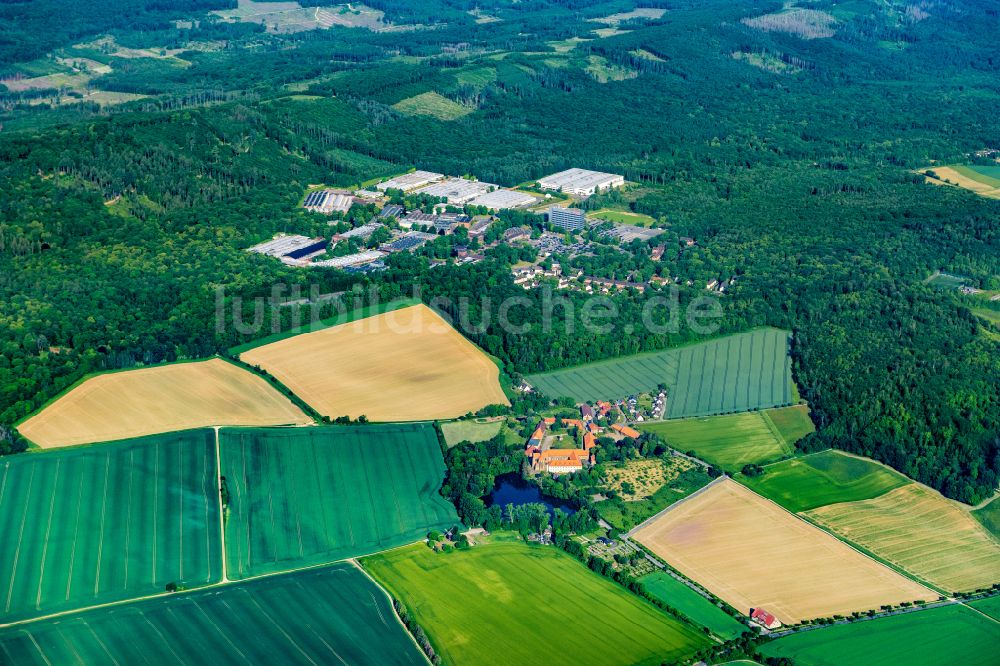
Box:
(632, 480, 933, 624)
(924, 166, 1000, 199)
(240, 304, 509, 421)
(17, 358, 311, 448)
(805, 484, 1000, 593)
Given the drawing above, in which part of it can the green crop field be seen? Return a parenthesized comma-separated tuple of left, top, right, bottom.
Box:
(639, 571, 747, 639)
(440, 419, 503, 447)
(765, 404, 816, 443)
(968, 595, 1000, 621)
(972, 496, 1000, 539)
(363, 541, 710, 666)
(639, 410, 793, 471)
(740, 450, 911, 513)
(222, 424, 458, 579)
(527, 329, 793, 418)
(0, 431, 221, 623)
(758, 604, 1000, 666)
(0, 563, 424, 665)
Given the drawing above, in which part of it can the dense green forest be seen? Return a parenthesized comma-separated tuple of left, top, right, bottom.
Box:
(1, 0, 998, 502)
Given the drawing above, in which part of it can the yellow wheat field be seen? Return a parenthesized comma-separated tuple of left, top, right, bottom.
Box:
(805, 484, 1000, 593)
(632, 479, 933, 624)
(18, 358, 311, 448)
(240, 304, 509, 422)
(924, 166, 1000, 199)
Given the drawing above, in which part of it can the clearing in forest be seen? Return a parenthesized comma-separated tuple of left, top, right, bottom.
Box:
(392, 91, 473, 120)
(240, 303, 509, 422)
(631, 479, 934, 625)
(222, 423, 458, 579)
(17, 358, 310, 449)
(526, 328, 794, 419)
(0, 431, 221, 623)
(0, 564, 424, 665)
(739, 450, 910, 513)
(759, 604, 1000, 666)
(362, 541, 710, 665)
(805, 484, 1000, 593)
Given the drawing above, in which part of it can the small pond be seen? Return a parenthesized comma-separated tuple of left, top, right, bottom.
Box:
(485, 473, 576, 516)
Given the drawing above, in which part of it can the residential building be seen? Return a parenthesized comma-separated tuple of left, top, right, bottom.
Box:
(548, 206, 587, 232)
(610, 423, 641, 439)
(750, 608, 782, 630)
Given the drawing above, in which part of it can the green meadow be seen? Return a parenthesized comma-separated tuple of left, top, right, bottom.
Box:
(759, 604, 1000, 666)
(363, 541, 710, 665)
(640, 410, 794, 472)
(639, 571, 747, 639)
(739, 449, 911, 513)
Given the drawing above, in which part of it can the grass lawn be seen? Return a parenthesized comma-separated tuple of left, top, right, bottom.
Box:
(740, 450, 911, 513)
(639, 571, 747, 639)
(758, 604, 1000, 666)
(440, 419, 503, 447)
(587, 208, 657, 226)
(596, 464, 712, 531)
(971, 496, 1000, 539)
(639, 411, 792, 472)
(362, 541, 710, 665)
(0, 563, 423, 665)
(222, 424, 458, 578)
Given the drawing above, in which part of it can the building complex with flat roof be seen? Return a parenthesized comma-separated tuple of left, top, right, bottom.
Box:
(469, 188, 537, 210)
(413, 178, 497, 204)
(248, 234, 328, 261)
(376, 170, 445, 192)
(303, 190, 353, 214)
(310, 250, 385, 269)
(537, 168, 625, 197)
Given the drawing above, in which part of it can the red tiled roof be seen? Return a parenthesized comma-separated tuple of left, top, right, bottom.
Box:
(611, 423, 641, 439)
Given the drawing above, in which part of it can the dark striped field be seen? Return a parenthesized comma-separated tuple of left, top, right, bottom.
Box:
(223, 423, 459, 579)
(0, 431, 221, 624)
(527, 328, 793, 418)
(0, 563, 424, 665)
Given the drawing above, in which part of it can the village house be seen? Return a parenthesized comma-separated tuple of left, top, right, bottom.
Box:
(750, 608, 782, 630)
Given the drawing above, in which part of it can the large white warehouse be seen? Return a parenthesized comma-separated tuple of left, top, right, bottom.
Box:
(537, 168, 625, 197)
